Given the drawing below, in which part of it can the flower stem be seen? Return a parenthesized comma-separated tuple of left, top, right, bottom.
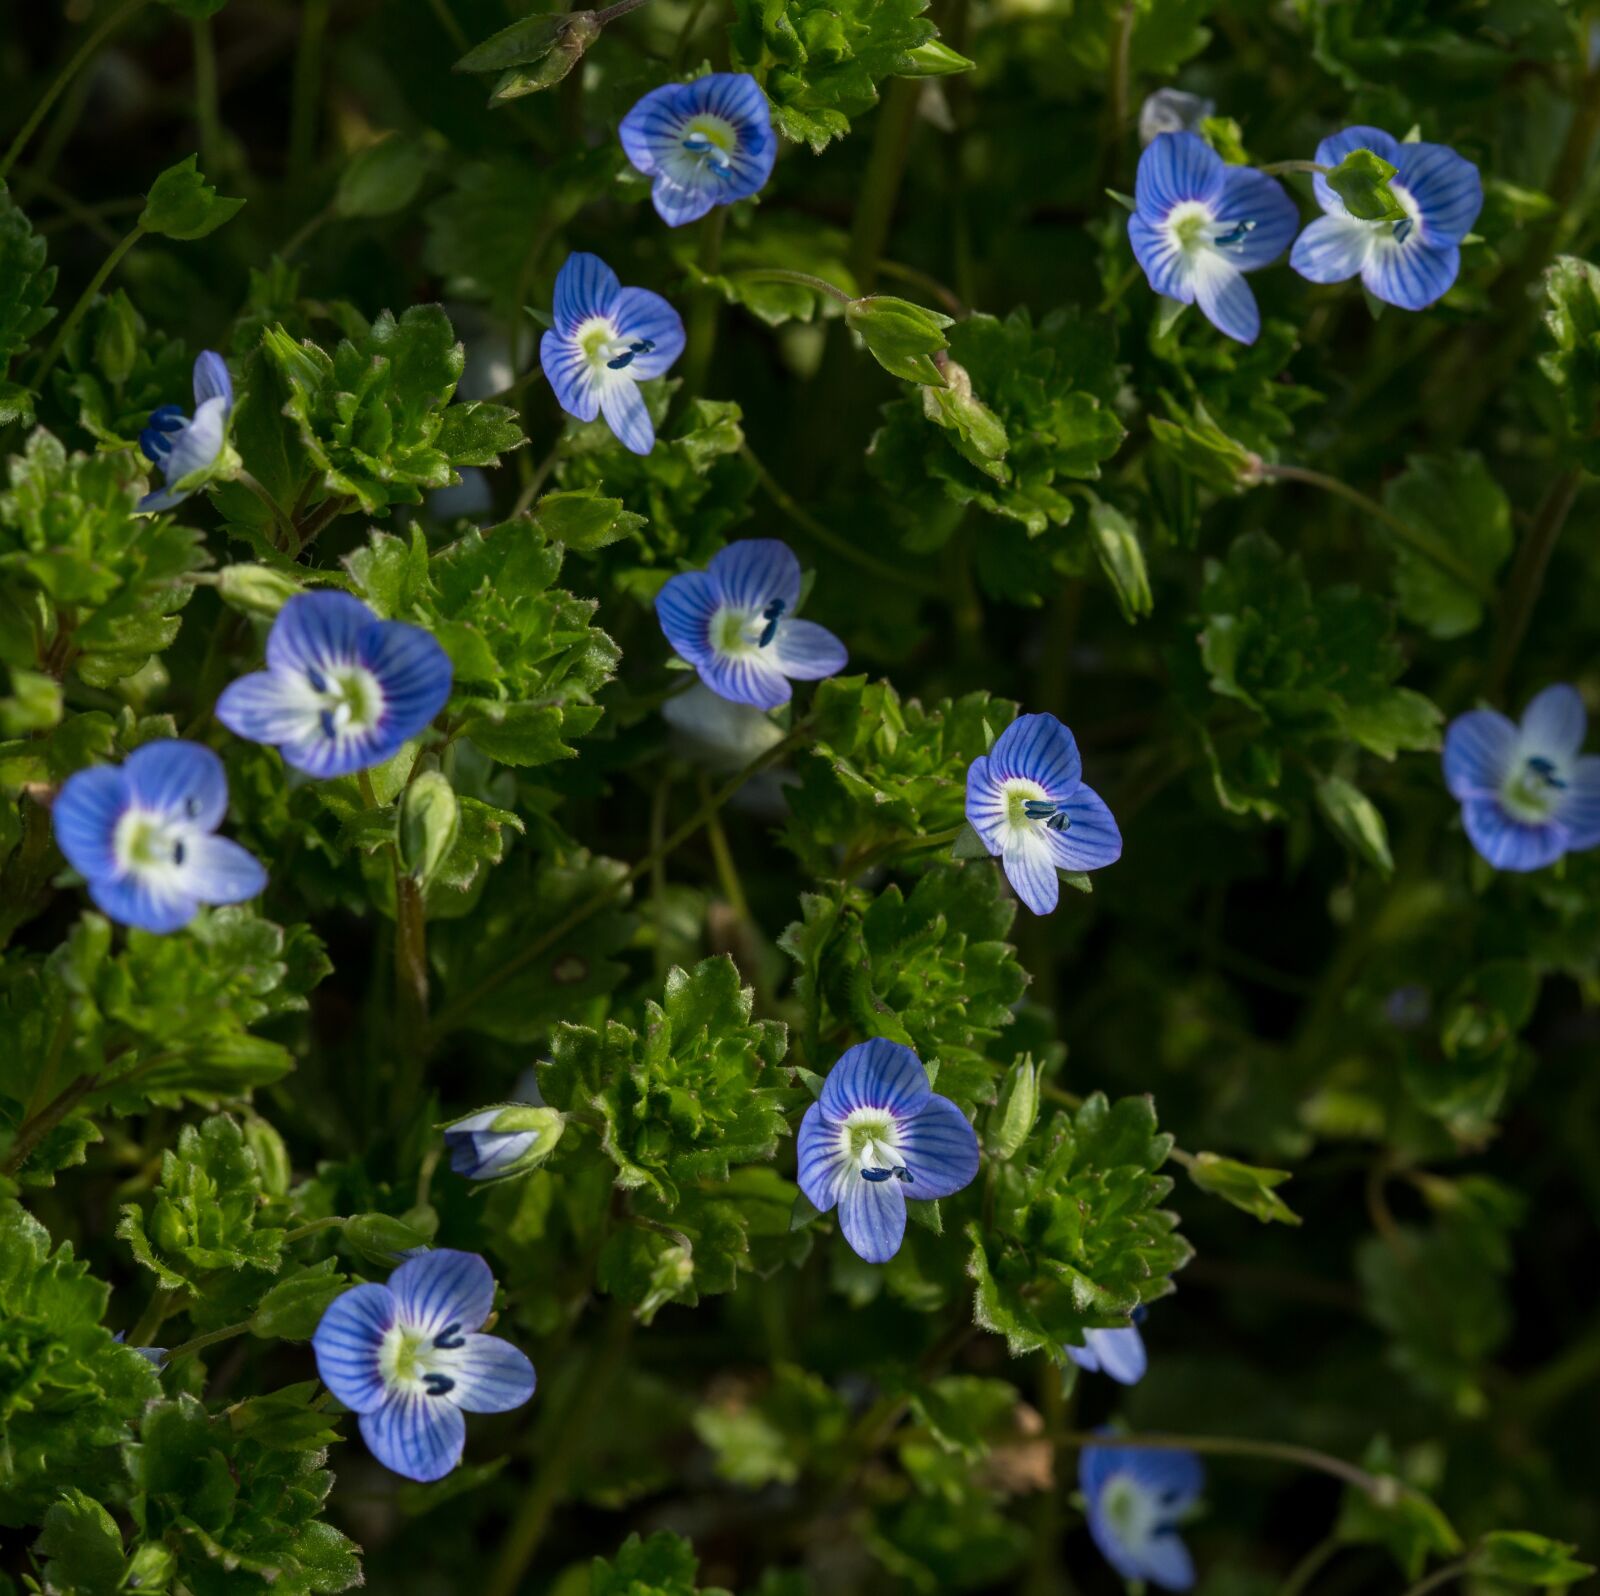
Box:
(699, 770, 749, 919)
(1276, 1534, 1344, 1596)
(288, 0, 329, 188)
(1252, 462, 1493, 600)
(1400, 1559, 1470, 1596)
(1484, 465, 1582, 700)
(1, 1071, 97, 1177)
(426, 721, 814, 1042)
(129, 1286, 180, 1349)
(593, 0, 655, 23)
(192, 15, 223, 176)
(850, 75, 921, 291)
(164, 1319, 253, 1363)
(730, 267, 854, 305)
(281, 1215, 350, 1245)
(0, 0, 153, 182)
(29, 224, 146, 390)
(1258, 160, 1332, 177)
(683, 208, 727, 394)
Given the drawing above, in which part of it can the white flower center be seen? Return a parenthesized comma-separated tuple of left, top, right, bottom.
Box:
(713, 600, 785, 657)
(380, 1319, 467, 1399)
(1166, 200, 1255, 259)
(839, 1107, 911, 1184)
(1500, 752, 1567, 824)
(1002, 777, 1069, 835)
(575, 316, 655, 375)
(304, 663, 384, 741)
(1100, 1472, 1164, 1554)
(113, 807, 192, 880)
(680, 114, 736, 175)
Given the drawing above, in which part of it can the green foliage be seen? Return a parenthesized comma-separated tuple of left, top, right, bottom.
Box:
(1538, 255, 1600, 470)
(0, 183, 55, 425)
(590, 1531, 726, 1596)
(139, 155, 246, 241)
(1325, 146, 1406, 222)
(844, 294, 953, 385)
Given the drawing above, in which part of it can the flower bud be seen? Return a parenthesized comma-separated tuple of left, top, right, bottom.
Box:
(442, 1103, 565, 1185)
(400, 770, 460, 890)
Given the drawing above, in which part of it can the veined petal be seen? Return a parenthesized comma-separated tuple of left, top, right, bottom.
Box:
(964, 754, 1008, 854)
(53, 766, 130, 881)
(267, 592, 376, 677)
(1134, 1534, 1197, 1593)
(138, 484, 190, 514)
(541, 329, 601, 423)
(1046, 782, 1122, 872)
(796, 1101, 851, 1213)
(820, 1038, 932, 1119)
(768, 617, 847, 681)
(649, 175, 721, 228)
(1362, 237, 1459, 310)
(1311, 126, 1402, 215)
(1213, 165, 1300, 270)
(611, 287, 687, 379)
(1394, 141, 1482, 244)
(988, 713, 1082, 795)
(552, 251, 621, 329)
(1461, 799, 1566, 872)
(1555, 756, 1600, 850)
(360, 620, 454, 742)
(598, 374, 656, 455)
(279, 724, 395, 779)
(1003, 824, 1059, 916)
(442, 1333, 536, 1414)
(1082, 1440, 1204, 1510)
(162, 396, 229, 486)
(177, 834, 266, 905)
(837, 1170, 907, 1263)
(1442, 709, 1517, 798)
(312, 1282, 396, 1412)
(122, 739, 229, 830)
(360, 1391, 466, 1482)
(709, 539, 803, 614)
(1290, 214, 1372, 284)
(1074, 1324, 1148, 1385)
(656, 569, 720, 666)
(87, 872, 198, 934)
(391, 1248, 496, 1338)
(619, 81, 695, 176)
(1128, 213, 1195, 303)
(192, 350, 233, 410)
(696, 650, 792, 710)
(1136, 131, 1226, 215)
(215, 669, 325, 748)
(897, 1095, 979, 1199)
(1519, 683, 1587, 760)
(1192, 252, 1260, 343)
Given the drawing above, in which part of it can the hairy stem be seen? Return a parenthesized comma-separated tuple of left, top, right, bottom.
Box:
(164, 1319, 253, 1363)
(1485, 465, 1582, 700)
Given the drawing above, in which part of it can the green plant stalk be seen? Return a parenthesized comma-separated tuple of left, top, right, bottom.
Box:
(0, 0, 153, 182)
(164, 1319, 253, 1363)
(1399, 1559, 1470, 1596)
(699, 771, 749, 919)
(29, 223, 146, 390)
(1485, 465, 1583, 699)
(683, 207, 728, 393)
(288, 0, 330, 187)
(192, 15, 222, 175)
(850, 75, 921, 290)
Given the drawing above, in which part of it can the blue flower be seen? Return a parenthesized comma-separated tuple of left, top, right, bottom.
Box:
(965, 713, 1121, 916)
(1128, 132, 1298, 344)
(656, 539, 847, 711)
(311, 1248, 536, 1483)
(139, 350, 234, 513)
(52, 740, 266, 933)
(216, 592, 452, 778)
(1443, 684, 1600, 872)
(540, 253, 686, 455)
(1066, 1312, 1148, 1385)
(114, 1331, 168, 1365)
(797, 1039, 980, 1264)
(1290, 126, 1482, 310)
(1082, 1439, 1204, 1591)
(443, 1104, 565, 1185)
(620, 72, 777, 228)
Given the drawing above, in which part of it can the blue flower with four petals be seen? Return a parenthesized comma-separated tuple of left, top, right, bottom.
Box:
(965, 713, 1122, 916)
(1128, 132, 1299, 344)
(217, 591, 453, 778)
(1443, 684, 1600, 872)
(138, 350, 234, 513)
(312, 1249, 536, 1483)
(796, 1039, 980, 1264)
(620, 72, 777, 228)
(52, 740, 266, 933)
(540, 252, 686, 455)
(656, 539, 848, 711)
(1290, 126, 1482, 310)
(1081, 1438, 1204, 1591)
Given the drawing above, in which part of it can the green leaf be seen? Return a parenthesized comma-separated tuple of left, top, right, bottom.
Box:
(844, 295, 954, 385)
(530, 486, 646, 552)
(1538, 255, 1600, 470)
(1183, 1151, 1301, 1225)
(455, 9, 601, 98)
(986, 1057, 1040, 1160)
(1336, 1440, 1462, 1579)
(399, 770, 460, 890)
(0, 182, 56, 376)
(1325, 145, 1407, 222)
(591, 1531, 714, 1596)
(1086, 495, 1153, 623)
(34, 1487, 125, 1588)
(1469, 1530, 1596, 1586)
(334, 133, 434, 219)
(250, 1260, 350, 1341)
(1315, 774, 1395, 876)
(138, 154, 246, 240)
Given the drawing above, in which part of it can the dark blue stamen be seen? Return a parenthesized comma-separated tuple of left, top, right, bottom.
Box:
(319, 709, 337, 739)
(605, 338, 656, 372)
(1021, 798, 1072, 832)
(185, 796, 202, 817)
(1393, 218, 1413, 245)
(434, 1323, 466, 1350)
(422, 1372, 456, 1397)
(1527, 756, 1567, 790)
(172, 840, 186, 865)
(1214, 219, 1256, 247)
(758, 598, 785, 647)
(305, 666, 327, 693)
(682, 133, 733, 173)
(138, 404, 187, 464)
(893, 1166, 913, 1183)
(861, 1167, 893, 1182)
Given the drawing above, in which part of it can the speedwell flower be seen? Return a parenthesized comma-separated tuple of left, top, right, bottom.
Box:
(1139, 88, 1214, 146)
(311, 1249, 535, 1483)
(139, 350, 235, 513)
(797, 1039, 979, 1265)
(540, 252, 686, 455)
(1442, 683, 1600, 872)
(443, 1104, 565, 1185)
(1290, 126, 1482, 309)
(620, 72, 777, 228)
(1081, 1438, 1204, 1592)
(217, 591, 452, 778)
(1128, 131, 1298, 344)
(52, 740, 266, 934)
(965, 713, 1121, 916)
(656, 539, 847, 711)
(1066, 1311, 1148, 1385)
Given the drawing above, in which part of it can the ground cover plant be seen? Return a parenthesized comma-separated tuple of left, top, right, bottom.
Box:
(3, 0, 1600, 1592)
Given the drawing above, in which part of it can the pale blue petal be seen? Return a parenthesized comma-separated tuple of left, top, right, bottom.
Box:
(52, 766, 130, 881)
(1462, 799, 1566, 872)
(656, 569, 719, 666)
(709, 538, 803, 613)
(1363, 238, 1460, 310)
(360, 1391, 465, 1482)
(1083, 1441, 1204, 1509)
(312, 1282, 396, 1412)
(267, 592, 375, 677)
(1135, 1534, 1197, 1593)
(619, 81, 693, 175)
(1311, 126, 1402, 215)
(837, 1169, 906, 1263)
(1290, 214, 1371, 284)
(177, 834, 266, 905)
(192, 350, 233, 410)
(1394, 142, 1482, 244)
(444, 1334, 536, 1414)
(1003, 826, 1059, 915)
(1555, 756, 1600, 850)
(1136, 131, 1225, 216)
(391, 1248, 496, 1338)
(1046, 782, 1122, 872)
(161, 396, 228, 484)
(541, 328, 600, 423)
(797, 1101, 850, 1213)
(599, 376, 655, 454)
(820, 1038, 932, 1119)
(988, 713, 1082, 796)
(1193, 255, 1260, 343)
(216, 670, 323, 748)
(964, 754, 1008, 854)
(359, 620, 453, 743)
(1128, 213, 1194, 302)
(610, 287, 686, 379)
(87, 873, 197, 934)
(697, 650, 791, 710)
(896, 1095, 979, 1198)
(138, 484, 189, 513)
(1442, 709, 1516, 798)
(552, 251, 620, 329)
(1519, 683, 1586, 760)
(769, 618, 847, 681)
(1073, 1325, 1147, 1385)
(651, 176, 721, 228)
(123, 739, 228, 829)
(279, 724, 395, 779)
(1213, 166, 1299, 270)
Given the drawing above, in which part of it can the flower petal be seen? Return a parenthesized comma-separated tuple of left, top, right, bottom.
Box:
(820, 1038, 933, 1119)
(192, 350, 233, 410)
(796, 1101, 850, 1213)
(1395, 141, 1482, 244)
(1046, 782, 1122, 872)
(1003, 824, 1060, 915)
(267, 592, 377, 677)
(837, 1170, 907, 1263)
(611, 287, 687, 380)
(1290, 214, 1373, 285)
(312, 1282, 396, 1412)
(279, 723, 396, 779)
(359, 1391, 466, 1482)
(897, 1094, 979, 1199)
(656, 569, 720, 666)
(1311, 126, 1402, 215)
(122, 739, 229, 829)
(650, 173, 721, 228)
(215, 669, 325, 748)
(176, 834, 266, 905)
(964, 754, 1008, 855)
(359, 619, 454, 743)
(390, 1248, 496, 1338)
(1442, 709, 1517, 798)
(696, 650, 792, 710)
(1083, 1440, 1204, 1510)
(598, 374, 656, 455)
(53, 765, 130, 881)
(1072, 1325, 1147, 1385)
(618, 82, 693, 176)
(1136, 131, 1225, 215)
(768, 618, 847, 681)
(1192, 253, 1260, 343)
(1362, 237, 1460, 311)
(1461, 799, 1566, 872)
(708, 539, 803, 614)
(441, 1333, 536, 1414)
(1128, 213, 1194, 302)
(1213, 165, 1299, 271)
(87, 872, 198, 934)
(1519, 683, 1587, 760)
(987, 713, 1082, 794)
(161, 396, 229, 487)
(541, 328, 601, 423)
(552, 251, 621, 329)
(1555, 756, 1600, 850)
